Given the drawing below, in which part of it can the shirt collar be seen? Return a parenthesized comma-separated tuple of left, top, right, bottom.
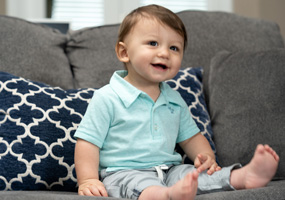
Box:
(160, 82, 185, 107)
(110, 71, 142, 108)
(110, 70, 184, 108)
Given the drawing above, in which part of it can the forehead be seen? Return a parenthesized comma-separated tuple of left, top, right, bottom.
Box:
(130, 17, 183, 39)
(133, 18, 160, 32)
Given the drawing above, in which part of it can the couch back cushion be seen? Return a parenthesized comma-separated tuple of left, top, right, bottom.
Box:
(67, 24, 123, 89)
(177, 11, 285, 104)
(0, 15, 74, 89)
(177, 11, 284, 70)
(66, 11, 284, 89)
(208, 49, 285, 179)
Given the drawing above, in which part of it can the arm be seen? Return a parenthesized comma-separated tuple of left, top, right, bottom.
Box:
(179, 133, 221, 175)
(74, 138, 108, 197)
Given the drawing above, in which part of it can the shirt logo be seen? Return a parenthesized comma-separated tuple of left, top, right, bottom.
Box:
(168, 106, 174, 114)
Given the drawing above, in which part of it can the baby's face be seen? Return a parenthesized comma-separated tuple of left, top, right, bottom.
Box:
(122, 18, 184, 85)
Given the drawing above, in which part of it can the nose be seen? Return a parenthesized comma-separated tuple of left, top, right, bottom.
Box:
(157, 47, 169, 59)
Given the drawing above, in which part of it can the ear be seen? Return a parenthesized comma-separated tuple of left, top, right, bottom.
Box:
(115, 42, 130, 63)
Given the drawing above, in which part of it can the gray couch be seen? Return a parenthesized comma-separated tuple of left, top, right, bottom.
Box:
(0, 10, 284, 200)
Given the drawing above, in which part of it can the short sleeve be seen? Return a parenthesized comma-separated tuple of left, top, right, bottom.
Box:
(74, 90, 112, 148)
(176, 100, 200, 143)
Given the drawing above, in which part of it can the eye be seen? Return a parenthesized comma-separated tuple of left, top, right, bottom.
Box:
(170, 46, 179, 52)
(149, 41, 158, 46)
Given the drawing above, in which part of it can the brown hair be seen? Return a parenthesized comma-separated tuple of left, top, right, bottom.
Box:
(117, 4, 188, 50)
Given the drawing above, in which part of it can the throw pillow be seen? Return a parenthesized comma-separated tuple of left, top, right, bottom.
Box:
(0, 68, 216, 191)
(0, 72, 95, 191)
(208, 49, 285, 179)
(166, 67, 217, 163)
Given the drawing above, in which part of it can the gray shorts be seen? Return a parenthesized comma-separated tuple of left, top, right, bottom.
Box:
(100, 164, 241, 199)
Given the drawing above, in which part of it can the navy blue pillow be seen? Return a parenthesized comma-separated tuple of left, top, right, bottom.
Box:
(0, 72, 95, 191)
(0, 68, 216, 191)
(166, 67, 216, 163)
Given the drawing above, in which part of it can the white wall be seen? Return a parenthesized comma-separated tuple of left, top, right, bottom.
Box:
(104, 0, 233, 25)
(6, 0, 46, 19)
(104, 0, 140, 25)
(208, 0, 233, 12)
(5, 0, 232, 24)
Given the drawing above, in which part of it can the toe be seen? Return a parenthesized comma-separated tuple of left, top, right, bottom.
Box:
(256, 144, 265, 154)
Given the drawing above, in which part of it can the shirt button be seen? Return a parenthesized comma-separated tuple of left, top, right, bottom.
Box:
(154, 124, 158, 131)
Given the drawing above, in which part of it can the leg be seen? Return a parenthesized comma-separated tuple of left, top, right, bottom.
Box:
(139, 171, 199, 200)
(101, 169, 165, 199)
(166, 164, 239, 194)
(101, 168, 198, 200)
(230, 144, 279, 189)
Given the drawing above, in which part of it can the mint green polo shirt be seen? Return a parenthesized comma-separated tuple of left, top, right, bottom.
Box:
(75, 70, 200, 172)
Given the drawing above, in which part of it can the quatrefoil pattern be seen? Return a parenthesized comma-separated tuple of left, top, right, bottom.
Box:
(166, 67, 216, 164)
(0, 68, 215, 191)
(0, 72, 95, 191)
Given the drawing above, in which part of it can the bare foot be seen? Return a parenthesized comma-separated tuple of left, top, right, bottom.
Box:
(231, 144, 279, 189)
(139, 171, 199, 200)
(168, 170, 199, 200)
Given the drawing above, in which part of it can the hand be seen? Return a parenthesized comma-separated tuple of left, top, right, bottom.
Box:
(194, 153, 221, 175)
(78, 179, 108, 197)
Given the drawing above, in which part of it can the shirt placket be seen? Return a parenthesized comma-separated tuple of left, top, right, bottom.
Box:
(151, 103, 165, 139)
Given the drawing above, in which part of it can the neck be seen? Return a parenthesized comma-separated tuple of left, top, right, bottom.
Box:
(142, 85, 161, 102)
(124, 75, 161, 102)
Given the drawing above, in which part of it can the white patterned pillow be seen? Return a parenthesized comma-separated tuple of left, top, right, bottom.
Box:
(0, 72, 95, 191)
(0, 68, 216, 191)
(166, 67, 216, 163)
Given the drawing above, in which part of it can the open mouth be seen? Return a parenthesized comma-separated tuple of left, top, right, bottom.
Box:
(152, 63, 168, 70)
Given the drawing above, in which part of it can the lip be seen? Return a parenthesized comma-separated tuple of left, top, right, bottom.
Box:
(151, 63, 169, 71)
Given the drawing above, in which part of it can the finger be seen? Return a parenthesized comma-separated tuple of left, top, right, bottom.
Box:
(98, 186, 108, 197)
(207, 163, 218, 175)
(89, 186, 103, 196)
(82, 188, 95, 196)
(216, 166, 222, 171)
(78, 191, 84, 196)
(194, 157, 202, 168)
(208, 164, 222, 175)
(195, 154, 207, 168)
(197, 160, 211, 173)
(197, 154, 208, 163)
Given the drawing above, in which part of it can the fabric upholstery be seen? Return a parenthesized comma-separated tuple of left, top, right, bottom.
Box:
(0, 10, 285, 200)
(0, 15, 74, 89)
(0, 68, 213, 190)
(166, 67, 217, 162)
(0, 72, 95, 191)
(66, 11, 284, 90)
(208, 49, 285, 179)
(0, 180, 284, 200)
(177, 11, 285, 104)
(177, 11, 284, 70)
(67, 24, 123, 89)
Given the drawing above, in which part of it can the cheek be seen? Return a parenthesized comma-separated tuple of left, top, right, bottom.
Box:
(172, 67, 181, 76)
(132, 51, 152, 64)
(173, 57, 182, 68)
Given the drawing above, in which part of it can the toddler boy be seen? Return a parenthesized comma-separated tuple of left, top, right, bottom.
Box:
(74, 5, 279, 200)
